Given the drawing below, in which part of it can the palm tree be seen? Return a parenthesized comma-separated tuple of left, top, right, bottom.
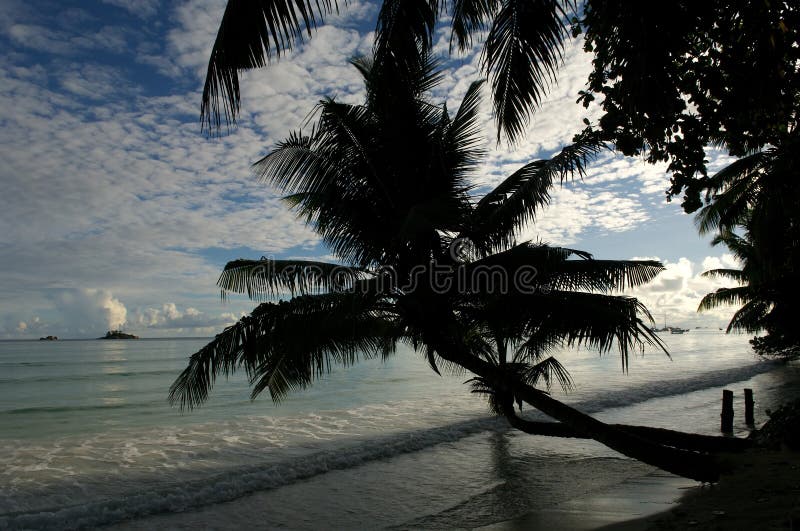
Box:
(199, 0, 799, 212)
(698, 227, 769, 331)
(696, 132, 800, 353)
(174, 52, 726, 481)
(200, 0, 576, 143)
(698, 227, 800, 354)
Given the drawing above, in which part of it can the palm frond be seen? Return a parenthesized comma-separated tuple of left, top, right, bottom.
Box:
(706, 152, 767, 192)
(466, 132, 605, 251)
(169, 292, 400, 409)
(523, 355, 573, 392)
(461, 242, 590, 293)
(217, 258, 365, 300)
(697, 286, 753, 312)
(511, 291, 665, 372)
(467, 242, 587, 266)
(374, 0, 439, 77)
(700, 268, 746, 283)
(484, 0, 575, 143)
(466, 360, 528, 415)
(695, 152, 766, 234)
(546, 260, 665, 292)
(252, 128, 335, 193)
(450, 0, 500, 51)
(444, 80, 487, 175)
(467, 374, 508, 415)
(201, 0, 339, 132)
(727, 299, 772, 333)
(709, 230, 753, 264)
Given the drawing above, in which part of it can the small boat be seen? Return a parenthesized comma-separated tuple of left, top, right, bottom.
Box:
(654, 314, 689, 334)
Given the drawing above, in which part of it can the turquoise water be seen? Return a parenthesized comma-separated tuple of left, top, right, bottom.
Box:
(1, 332, 798, 529)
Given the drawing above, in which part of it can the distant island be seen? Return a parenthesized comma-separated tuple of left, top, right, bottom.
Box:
(99, 330, 139, 340)
(39, 335, 58, 341)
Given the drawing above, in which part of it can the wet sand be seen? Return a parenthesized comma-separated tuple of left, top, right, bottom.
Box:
(602, 449, 800, 530)
(479, 471, 695, 530)
(482, 449, 800, 531)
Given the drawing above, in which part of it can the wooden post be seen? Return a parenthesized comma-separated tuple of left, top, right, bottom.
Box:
(721, 389, 734, 433)
(744, 388, 755, 425)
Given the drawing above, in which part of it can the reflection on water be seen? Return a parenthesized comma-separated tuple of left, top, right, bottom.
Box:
(102, 397, 126, 405)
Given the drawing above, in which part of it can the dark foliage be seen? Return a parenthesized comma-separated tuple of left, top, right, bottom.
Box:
(579, 0, 800, 211)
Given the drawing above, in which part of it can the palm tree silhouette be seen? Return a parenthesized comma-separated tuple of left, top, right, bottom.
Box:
(173, 53, 724, 481)
(696, 131, 800, 352)
(200, 0, 575, 143)
(698, 226, 770, 334)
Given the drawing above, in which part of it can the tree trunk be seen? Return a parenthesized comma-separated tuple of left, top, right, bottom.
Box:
(501, 407, 751, 453)
(458, 349, 721, 481)
(403, 299, 724, 483)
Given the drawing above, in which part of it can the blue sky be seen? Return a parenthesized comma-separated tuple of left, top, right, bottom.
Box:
(0, 0, 740, 338)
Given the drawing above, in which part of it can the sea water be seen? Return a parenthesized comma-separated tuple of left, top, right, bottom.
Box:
(0, 332, 798, 529)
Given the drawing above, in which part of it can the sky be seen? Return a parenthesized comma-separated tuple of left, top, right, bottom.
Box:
(0, 0, 742, 339)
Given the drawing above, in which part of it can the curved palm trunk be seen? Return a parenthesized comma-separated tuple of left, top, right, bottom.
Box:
(404, 300, 723, 483)
(501, 412, 751, 453)
(450, 347, 720, 482)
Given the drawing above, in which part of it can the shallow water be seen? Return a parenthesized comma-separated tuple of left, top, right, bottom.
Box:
(0, 331, 797, 529)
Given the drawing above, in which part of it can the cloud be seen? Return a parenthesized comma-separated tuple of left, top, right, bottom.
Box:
(6, 22, 132, 55)
(49, 288, 128, 336)
(130, 302, 239, 333)
(100, 0, 161, 19)
(59, 63, 137, 100)
(1, 315, 46, 338)
(627, 254, 743, 329)
(0, 1, 741, 341)
(0, 292, 244, 339)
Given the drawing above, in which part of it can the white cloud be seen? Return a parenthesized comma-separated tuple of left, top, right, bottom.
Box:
(59, 63, 137, 100)
(627, 255, 744, 329)
(49, 288, 128, 336)
(130, 302, 239, 333)
(100, 0, 161, 18)
(0, 1, 741, 340)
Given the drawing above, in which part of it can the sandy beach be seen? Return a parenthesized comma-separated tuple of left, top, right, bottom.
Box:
(480, 449, 800, 531)
(602, 449, 800, 530)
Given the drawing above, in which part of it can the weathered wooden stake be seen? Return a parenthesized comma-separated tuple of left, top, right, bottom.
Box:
(721, 389, 734, 433)
(744, 388, 755, 425)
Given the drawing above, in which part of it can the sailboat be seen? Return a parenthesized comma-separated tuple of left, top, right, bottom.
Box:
(653, 313, 689, 334)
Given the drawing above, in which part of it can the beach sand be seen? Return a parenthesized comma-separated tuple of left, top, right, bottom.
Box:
(601, 449, 800, 530)
(482, 449, 800, 531)
(479, 472, 695, 531)
(104, 450, 799, 530)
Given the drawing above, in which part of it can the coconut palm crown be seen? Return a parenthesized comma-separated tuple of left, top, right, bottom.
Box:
(200, 0, 578, 144)
(696, 131, 800, 353)
(171, 52, 666, 409)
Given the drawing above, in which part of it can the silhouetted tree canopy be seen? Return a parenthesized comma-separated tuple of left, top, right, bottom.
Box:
(200, 0, 799, 211)
(697, 130, 800, 354)
(578, 0, 800, 211)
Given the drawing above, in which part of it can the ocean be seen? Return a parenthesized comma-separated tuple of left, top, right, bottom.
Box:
(1, 332, 798, 530)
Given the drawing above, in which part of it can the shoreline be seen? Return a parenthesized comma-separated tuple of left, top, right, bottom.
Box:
(601, 449, 800, 530)
(480, 448, 800, 531)
(479, 470, 696, 531)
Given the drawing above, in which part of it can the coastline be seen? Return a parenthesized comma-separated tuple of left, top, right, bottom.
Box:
(601, 449, 800, 530)
(479, 471, 696, 531)
(481, 449, 800, 531)
(4, 337, 795, 530)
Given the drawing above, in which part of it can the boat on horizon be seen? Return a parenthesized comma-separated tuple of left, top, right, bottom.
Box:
(652, 314, 690, 334)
